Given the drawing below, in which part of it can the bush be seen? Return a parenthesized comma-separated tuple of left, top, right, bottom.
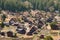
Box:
(44, 36, 53, 40)
(50, 22, 59, 30)
(50, 22, 57, 26)
(0, 22, 4, 28)
(50, 24, 59, 30)
(2, 14, 7, 21)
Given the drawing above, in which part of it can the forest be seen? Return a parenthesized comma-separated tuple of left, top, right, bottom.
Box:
(0, 0, 60, 12)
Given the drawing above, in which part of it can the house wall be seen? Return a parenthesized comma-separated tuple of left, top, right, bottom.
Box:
(50, 30, 60, 40)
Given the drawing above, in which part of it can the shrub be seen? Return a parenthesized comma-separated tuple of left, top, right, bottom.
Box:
(44, 36, 53, 40)
(0, 22, 4, 28)
(50, 22, 59, 30)
(2, 14, 7, 21)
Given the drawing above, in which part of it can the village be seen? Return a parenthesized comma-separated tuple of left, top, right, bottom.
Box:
(0, 10, 60, 40)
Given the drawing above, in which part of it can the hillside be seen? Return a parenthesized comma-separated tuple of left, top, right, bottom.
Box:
(0, 0, 60, 12)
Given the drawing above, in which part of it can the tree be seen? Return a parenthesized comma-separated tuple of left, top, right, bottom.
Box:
(49, 6, 55, 12)
(2, 14, 7, 21)
(4, 0, 18, 12)
(0, 0, 60, 12)
(22, 1, 33, 10)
